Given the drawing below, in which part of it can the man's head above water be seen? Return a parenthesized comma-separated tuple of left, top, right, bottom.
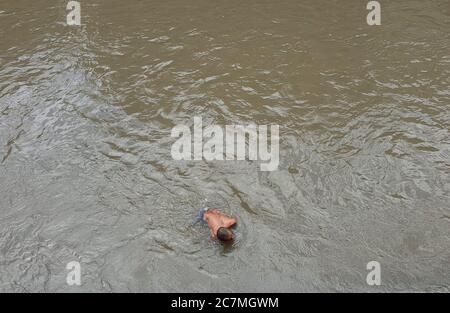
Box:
(202, 209, 237, 241)
(217, 227, 234, 241)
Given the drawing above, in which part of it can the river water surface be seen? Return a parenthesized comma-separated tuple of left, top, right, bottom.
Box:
(0, 0, 449, 292)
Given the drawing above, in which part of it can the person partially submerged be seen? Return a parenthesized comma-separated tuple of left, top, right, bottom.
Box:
(198, 208, 237, 241)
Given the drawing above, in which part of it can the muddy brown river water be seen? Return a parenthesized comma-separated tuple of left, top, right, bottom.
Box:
(0, 0, 449, 292)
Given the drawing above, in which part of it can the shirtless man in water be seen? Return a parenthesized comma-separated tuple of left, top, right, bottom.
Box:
(199, 208, 237, 241)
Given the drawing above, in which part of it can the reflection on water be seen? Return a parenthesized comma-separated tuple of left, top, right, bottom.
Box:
(0, 0, 449, 292)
